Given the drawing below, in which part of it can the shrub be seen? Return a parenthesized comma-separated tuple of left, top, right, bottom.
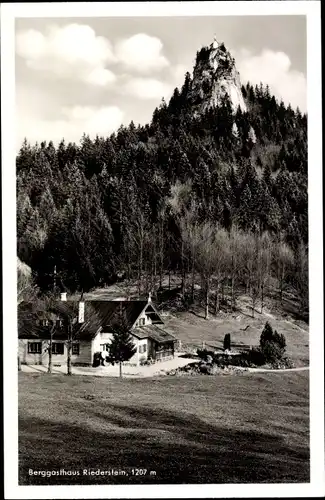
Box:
(223, 333, 231, 351)
(213, 349, 266, 368)
(199, 363, 215, 375)
(247, 348, 266, 366)
(197, 348, 215, 361)
(93, 352, 101, 367)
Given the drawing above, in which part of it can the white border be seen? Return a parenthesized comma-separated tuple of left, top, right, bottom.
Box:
(2, 1, 323, 499)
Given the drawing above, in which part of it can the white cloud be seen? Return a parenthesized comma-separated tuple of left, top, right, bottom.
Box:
(17, 105, 124, 147)
(85, 68, 116, 86)
(115, 33, 169, 73)
(234, 48, 307, 112)
(121, 77, 172, 100)
(16, 24, 117, 86)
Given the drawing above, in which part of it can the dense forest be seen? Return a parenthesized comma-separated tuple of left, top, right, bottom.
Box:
(17, 70, 308, 317)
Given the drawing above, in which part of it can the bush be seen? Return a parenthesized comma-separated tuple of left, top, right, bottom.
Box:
(197, 348, 215, 361)
(223, 333, 231, 351)
(92, 352, 101, 367)
(199, 363, 216, 375)
(213, 349, 266, 368)
(247, 347, 266, 366)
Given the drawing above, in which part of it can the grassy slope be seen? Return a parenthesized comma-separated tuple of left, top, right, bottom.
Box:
(19, 371, 309, 485)
(83, 281, 309, 366)
(165, 308, 309, 366)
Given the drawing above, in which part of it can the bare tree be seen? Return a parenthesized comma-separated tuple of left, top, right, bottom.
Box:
(212, 228, 229, 315)
(183, 222, 219, 320)
(227, 226, 243, 311)
(168, 180, 193, 299)
(40, 293, 59, 373)
(240, 231, 256, 298)
(157, 207, 167, 290)
(179, 203, 200, 304)
(17, 257, 38, 305)
(17, 257, 39, 370)
(293, 242, 308, 313)
(46, 299, 102, 375)
(257, 232, 272, 313)
(132, 211, 150, 297)
(276, 241, 294, 304)
(18, 292, 57, 372)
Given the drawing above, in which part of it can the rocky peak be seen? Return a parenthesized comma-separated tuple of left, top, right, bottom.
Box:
(189, 38, 247, 115)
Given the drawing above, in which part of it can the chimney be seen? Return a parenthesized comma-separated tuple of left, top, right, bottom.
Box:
(61, 292, 67, 302)
(78, 300, 85, 324)
(148, 292, 152, 304)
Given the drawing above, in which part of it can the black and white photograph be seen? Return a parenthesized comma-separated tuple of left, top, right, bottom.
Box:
(2, 1, 324, 498)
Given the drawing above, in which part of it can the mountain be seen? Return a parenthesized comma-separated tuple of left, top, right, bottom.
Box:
(16, 36, 308, 298)
(188, 39, 247, 116)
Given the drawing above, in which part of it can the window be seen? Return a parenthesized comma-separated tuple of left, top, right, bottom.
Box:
(56, 319, 63, 328)
(139, 318, 145, 326)
(28, 342, 42, 354)
(72, 343, 80, 355)
(39, 319, 54, 327)
(52, 343, 64, 355)
(139, 344, 147, 354)
(100, 344, 110, 351)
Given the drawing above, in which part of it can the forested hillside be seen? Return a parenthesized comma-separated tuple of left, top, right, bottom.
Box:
(17, 43, 308, 315)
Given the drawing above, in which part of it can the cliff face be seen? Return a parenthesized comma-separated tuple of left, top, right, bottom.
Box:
(189, 39, 247, 115)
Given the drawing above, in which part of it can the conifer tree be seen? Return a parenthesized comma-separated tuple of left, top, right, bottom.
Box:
(108, 313, 137, 377)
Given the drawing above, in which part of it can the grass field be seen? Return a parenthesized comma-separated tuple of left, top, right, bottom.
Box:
(19, 370, 309, 485)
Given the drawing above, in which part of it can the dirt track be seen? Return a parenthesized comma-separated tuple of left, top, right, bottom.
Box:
(247, 366, 309, 373)
(21, 359, 309, 378)
(20, 354, 196, 378)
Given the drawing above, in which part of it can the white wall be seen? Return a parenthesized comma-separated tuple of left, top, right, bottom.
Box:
(93, 331, 148, 366)
(134, 309, 152, 327)
(19, 339, 92, 365)
(137, 337, 148, 364)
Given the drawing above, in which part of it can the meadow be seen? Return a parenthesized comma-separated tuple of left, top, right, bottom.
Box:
(84, 281, 310, 367)
(19, 370, 309, 485)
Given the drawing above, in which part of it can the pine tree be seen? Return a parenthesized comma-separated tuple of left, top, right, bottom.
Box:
(260, 321, 274, 349)
(223, 333, 231, 351)
(108, 313, 137, 377)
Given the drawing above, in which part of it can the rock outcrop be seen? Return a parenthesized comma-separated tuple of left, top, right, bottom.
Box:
(188, 38, 247, 116)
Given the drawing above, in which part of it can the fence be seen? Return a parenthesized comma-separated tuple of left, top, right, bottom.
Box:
(174, 340, 220, 354)
(175, 339, 252, 355)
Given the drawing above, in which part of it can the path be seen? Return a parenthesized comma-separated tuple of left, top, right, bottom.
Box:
(21, 362, 309, 377)
(20, 354, 196, 378)
(247, 366, 309, 373)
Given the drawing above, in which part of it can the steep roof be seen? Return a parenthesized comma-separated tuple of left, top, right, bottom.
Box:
(18, 299, 162, 341)
(88, 300, 148, 330)
(133, 324, 177, 344)
(18, 300, 101, 340)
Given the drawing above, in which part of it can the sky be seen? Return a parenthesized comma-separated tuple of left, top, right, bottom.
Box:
(15, 15, 307, 149)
